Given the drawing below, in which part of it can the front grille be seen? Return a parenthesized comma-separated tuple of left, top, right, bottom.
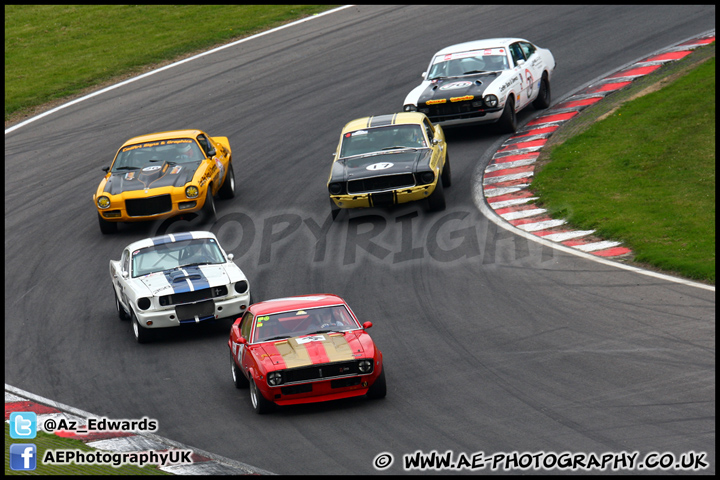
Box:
(347, 174, 415, 194)
(281, 384, 313, 395)
(160, 286, 228, 307)
(125, 195, 172, 217)
(176, 299, 215, 323)
(371, 191, 394, 207)
(283, 360, 367, 384)
(425, 102, 488, 121)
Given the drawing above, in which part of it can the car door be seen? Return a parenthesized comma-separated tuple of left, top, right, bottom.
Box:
(238, 311, 254, 373)
(423, 117, 445, 171)
(508, 42, 534, 110)
(113, 248, 131, 309)
(519, 41, 545, 105)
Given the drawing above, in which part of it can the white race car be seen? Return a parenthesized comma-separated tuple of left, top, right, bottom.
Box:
(403, 38, 556, 132)
(110, 231, 251, 343)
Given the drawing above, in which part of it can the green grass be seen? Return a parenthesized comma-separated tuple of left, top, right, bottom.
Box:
(4, 5, 336, 120)
(5, 422, 170, 475)
(533, 53, 715, 284)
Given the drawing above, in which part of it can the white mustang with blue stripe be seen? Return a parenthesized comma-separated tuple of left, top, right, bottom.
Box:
(110, 231, 251, 343)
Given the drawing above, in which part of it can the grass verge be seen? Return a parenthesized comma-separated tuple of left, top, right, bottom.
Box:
(532, 45, 715, 284)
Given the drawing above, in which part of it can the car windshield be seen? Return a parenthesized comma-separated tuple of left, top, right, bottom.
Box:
(339, 124, 426, 158)
(111, 138, 204, 172)
(131, 238, 226, 277)
(252, 305, 359, 342)
(428, 50, 508, 80)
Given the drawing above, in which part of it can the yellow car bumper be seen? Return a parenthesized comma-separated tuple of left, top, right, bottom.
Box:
(95, 188, 206, 222)
(330, 183, 437, 209)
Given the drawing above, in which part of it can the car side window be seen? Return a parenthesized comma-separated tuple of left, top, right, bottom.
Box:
(509, 43, 525, 67)
(423, 119, 435, 142)
(520, 42, 536, 59)
(196, 135, 210, 157)
(122, 249, 131, 275)
(240, 311, 253, 340)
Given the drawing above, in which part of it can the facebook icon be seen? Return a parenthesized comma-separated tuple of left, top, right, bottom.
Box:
(10, 444, 37, 471)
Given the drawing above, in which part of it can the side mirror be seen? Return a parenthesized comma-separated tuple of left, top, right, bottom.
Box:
(121, 270, 129, 279)
(207, 148, 216, 157)
(227, 253, 234, 261)
(238, 337, 247, 345)
(421, 72, 427, 79)
(363, 321, 373, 329)
(432, 138, 441, 145)
(102, 166, 110, 173)
(517, 59, 525, 67)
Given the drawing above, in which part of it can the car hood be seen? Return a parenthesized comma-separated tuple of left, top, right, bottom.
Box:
(134, 264, 234, 297)
(103, 161, 199, 195)
(416, 72, 500, 106)
(258, 332, 365, 369)
(331, 149, 432, 182)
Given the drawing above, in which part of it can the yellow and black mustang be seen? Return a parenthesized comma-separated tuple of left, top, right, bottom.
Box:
(327, 112, 450, 219)
(94, 129, 234, 234)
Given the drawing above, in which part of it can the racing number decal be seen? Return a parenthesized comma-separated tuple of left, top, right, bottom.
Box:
(524, 68, 534, 99)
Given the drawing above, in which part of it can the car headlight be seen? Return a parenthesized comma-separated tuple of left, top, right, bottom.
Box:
(483, 94, 499, 108)
(403, 104, 417, 112)
(137, 297, 151, 310)
(185, 185, 199, 198)
(234, 280, 248, 294)
(96, 196, 111, 209)
(328, 183, 344, 195)
(267, 371, 283, 386)
(418, 171, 435, 185)
(358, 359, 373, 374)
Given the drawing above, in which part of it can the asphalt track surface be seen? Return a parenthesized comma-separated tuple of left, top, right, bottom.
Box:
(5, 5, 716, 475)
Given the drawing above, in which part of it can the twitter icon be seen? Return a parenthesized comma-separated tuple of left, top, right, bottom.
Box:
(10, 412, 37, 439)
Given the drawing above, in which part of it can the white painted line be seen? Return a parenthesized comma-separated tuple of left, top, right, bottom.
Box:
(574, 240, 622, 252)
(484, 186, 530, 197)
(500, 208, 547, 220)
(87, 436, 169, 452)
(542, 230, 596, 242)
(516, 219, 567, 232)
(483, 171, 534, 184)
(487, 197, 538, 209)
(485, 158, 537, 172)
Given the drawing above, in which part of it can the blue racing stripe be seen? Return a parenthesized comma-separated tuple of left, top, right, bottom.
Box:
(151, 231, 196, 246)
(164, 265, 211, 294)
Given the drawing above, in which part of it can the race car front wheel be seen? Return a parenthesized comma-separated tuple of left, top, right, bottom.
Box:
(98, 213, 118, 234)
(131, 311, 153, 344)
(231, 354, 249, 389)
(249, 378, 274, 414)
(497, 97, 517, 134)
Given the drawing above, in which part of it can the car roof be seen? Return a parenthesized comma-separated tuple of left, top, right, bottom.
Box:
(341, 112, 427, 134)
(433, 38, 528, 56)
(120, 129, 205, 147)
(249, 294, 348, 316)
(124, 231, 218, 253)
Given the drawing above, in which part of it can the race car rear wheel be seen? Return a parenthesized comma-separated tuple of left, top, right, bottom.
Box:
(367, 367, 387, 399)
(426, 180, 446, 212)
(218, 163, 235, 200)
(441, 152, 452, 188)
(249, 378, 274, 414)
(231, 354, 249, 389)
(533, 73, 551, 109)
(497, 97, 517, 133)
(98, 213, 118, 234)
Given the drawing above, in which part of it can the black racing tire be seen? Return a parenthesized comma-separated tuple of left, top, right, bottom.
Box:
(497, 96, 517, 134)
(231, 354, 249, 389)
(249, 378, 274, 414)
(533, 74, 551, 109)
(366, 367, 387, 399)
(131, 311, 153, 344)
(115, 291, 129, 321)
(426, 179, 446, 212)
(201, 188, 216, 223)
(441, 152, 452, 188)
(98, 213, 118, 234)
(218, 162, 235, 200)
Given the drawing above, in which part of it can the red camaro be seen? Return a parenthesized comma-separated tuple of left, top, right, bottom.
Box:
(228, 294, 386, 413)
